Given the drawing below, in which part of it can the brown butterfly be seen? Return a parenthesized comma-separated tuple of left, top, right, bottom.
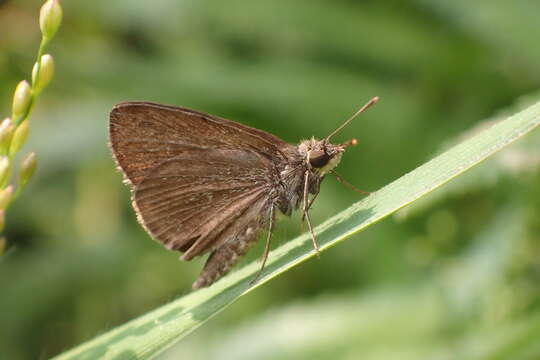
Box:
(109, 97, 378, 289)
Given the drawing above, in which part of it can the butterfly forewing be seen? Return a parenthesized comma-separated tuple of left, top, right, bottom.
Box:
(109, 102, 291, 186)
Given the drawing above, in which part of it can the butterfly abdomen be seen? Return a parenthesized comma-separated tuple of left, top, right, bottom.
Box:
(192, 222, 261, 289)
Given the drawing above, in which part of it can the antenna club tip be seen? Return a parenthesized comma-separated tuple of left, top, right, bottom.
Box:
(342, 138, 358, 148)
(372, 96, 380, 103)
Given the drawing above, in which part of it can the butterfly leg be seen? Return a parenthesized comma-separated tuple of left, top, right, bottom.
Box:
(303, 170, 321, 258)
(250, 205, 275, 286)
(300, 191, 319, 228)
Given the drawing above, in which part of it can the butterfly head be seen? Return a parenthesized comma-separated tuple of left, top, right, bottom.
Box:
(301, 138, 358, 174)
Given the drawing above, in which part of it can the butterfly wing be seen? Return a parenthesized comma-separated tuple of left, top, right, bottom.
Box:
(109, 102, 295, 260)
(109, 101, 292, 186)
(133, 148, 273, 259)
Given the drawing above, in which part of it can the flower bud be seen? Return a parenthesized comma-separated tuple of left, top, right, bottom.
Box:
(32, 54, 55, 93)
(9, 121, 29, 156)
(12, 81, 32, 122)
(0, 119, 14, 155)
(0, 157, 10, 188)
(19, 152, 37, 189)
(0, 186, 13, 210)
(40, 0, 62, 41)
(0, 237, 5, 256)
(0, 211, 5, 234)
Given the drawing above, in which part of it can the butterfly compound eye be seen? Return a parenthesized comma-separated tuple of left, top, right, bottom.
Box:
(309, 149, 331, 168)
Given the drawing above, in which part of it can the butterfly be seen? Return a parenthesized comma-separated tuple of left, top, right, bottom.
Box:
(109, 97, 378, 289)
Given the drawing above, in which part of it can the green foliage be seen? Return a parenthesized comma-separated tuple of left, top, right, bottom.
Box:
(1, 1, 540, 359)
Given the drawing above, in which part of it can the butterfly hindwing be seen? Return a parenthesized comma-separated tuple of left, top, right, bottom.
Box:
(133, 148, 274, 259)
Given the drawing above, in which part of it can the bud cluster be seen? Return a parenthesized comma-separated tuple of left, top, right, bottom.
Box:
(2, 0, 62, 250)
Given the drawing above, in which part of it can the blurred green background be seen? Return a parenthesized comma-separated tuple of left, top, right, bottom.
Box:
(1, 0, 540, 359)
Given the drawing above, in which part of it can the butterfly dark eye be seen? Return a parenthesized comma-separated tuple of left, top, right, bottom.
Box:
(309, 150, 331, 168)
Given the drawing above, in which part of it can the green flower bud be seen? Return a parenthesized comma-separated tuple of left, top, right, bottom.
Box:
(0, 119, 14, 155)
(0, 186, 13, 210)
(0, 157, 10, 188)
(0, 211, 5, 234)
(32, 54, 55, 93)
(9, 121, 29, 156)
(12, 80, 32, 122)
(19, 152, 37, 190)
(40, 0, 63, 41)
(0, 237, 5, 255)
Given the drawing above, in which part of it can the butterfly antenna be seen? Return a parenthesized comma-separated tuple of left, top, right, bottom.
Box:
(325, 96, 379, 142)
